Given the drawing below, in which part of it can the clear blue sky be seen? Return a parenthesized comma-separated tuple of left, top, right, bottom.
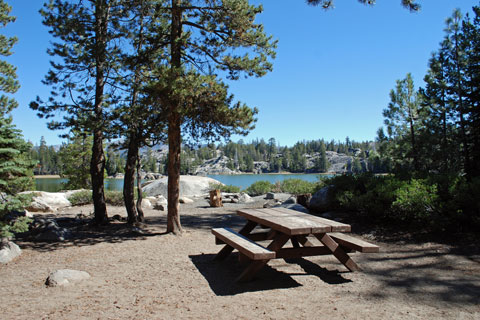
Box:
(5, 0, 480, 146)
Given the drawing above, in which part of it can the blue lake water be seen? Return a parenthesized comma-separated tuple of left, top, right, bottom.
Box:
(35, 174, 332, 192)
(35, 178, 124, 192)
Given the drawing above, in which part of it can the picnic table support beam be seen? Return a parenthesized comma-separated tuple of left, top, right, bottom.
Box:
(214, 220, 258, 261)
(236, 233, 290, 282)
(314, 233, 361, 272)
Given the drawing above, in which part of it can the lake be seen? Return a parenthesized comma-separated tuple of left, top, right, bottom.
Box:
(35, 178, 125, 192)
(35, 174, 331, 192)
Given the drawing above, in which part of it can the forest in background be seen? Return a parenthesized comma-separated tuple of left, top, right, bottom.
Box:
(29, 135, 386, 176)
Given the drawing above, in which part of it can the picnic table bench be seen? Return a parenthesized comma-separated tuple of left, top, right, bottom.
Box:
(212, 207, 379, 282)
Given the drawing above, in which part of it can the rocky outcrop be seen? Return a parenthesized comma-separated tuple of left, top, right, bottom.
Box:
(0, 241, 22, 264)
(325, 151, 352, 173)
(195, 156, 238, 175)
(46, 269, 91, 287)
(142, 175, 223, 198)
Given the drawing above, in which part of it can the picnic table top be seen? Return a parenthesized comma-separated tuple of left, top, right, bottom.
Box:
(237, 207, 351, 236)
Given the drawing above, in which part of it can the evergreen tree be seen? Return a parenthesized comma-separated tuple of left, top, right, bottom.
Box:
(30, 0, 129, 224)
(382, 73, 423, 172)
(314, 140, 330, 172)
(0, 1, 34, 237)
(57, 131, 93, 190)
(306, 0, 420, 11)
(149, 0, 276, 234)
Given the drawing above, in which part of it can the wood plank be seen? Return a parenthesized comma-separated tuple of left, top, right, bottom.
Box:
(267, 207, 332, 233)
(329, 233, 379, 253)
(214, 220, 257, 261)
(270, 207, 351, 232)
(314, 233, 361, 271)
(212, 228, 275, 260)
(236, 233, 290, 282)
(237, 208, 312, 235)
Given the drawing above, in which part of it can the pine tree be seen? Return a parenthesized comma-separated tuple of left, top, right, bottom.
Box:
(382, 73, 423, 172)
(30, 0, 129, 224)
(57, 131, 93, 190)
(0, 1, 34, 237)
(149, 0, 276, 234)
(306, 0, 420, 11)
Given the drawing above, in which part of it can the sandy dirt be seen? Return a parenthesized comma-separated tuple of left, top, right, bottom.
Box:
(1, 199, 479, 320)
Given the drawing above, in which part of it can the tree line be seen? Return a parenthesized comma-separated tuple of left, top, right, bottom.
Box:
(30, 135, 382, 177)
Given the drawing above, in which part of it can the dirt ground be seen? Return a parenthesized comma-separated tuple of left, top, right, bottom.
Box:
(2, 199, 479, 320)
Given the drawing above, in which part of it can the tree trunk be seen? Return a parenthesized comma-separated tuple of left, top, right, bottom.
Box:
(91, 0, 109, 224)
(136, 153, 145, 222)
(123, 133, 139, 224)
(167, 111, 182, 234)
(166, 0, 183, 234)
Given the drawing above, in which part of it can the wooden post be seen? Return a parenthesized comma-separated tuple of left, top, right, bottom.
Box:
(209, 189, 223, 207)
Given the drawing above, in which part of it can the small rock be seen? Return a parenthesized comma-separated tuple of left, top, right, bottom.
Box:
(230, 198, 239, 204)
(155, 195, 168, 205)
(46, 269, 91, 287)
(155, 204, 165, 211)
(237, 193, 252, 203)
(111, 214, 123, 221)
(141, 199, 152, 209)
(265, 192, 275, 200)
(179, 197, 194, 204)
(283, 196, 297, 205)
(0, 241, 22, 264)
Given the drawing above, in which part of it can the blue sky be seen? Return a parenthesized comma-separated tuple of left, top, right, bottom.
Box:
(5, 0, 480, 146)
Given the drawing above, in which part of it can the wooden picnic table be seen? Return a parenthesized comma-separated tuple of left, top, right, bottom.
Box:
(212, 207, 379, 282)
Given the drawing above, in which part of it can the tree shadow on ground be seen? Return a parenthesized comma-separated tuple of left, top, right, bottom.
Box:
(15, 207, 247, 253)
(362, 246, 480, 305)
(16, 220, 167, 252)
(189, 253, 302, 296)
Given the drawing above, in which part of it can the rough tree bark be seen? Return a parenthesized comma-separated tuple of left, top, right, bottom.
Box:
(91, 0, 109, 224)
(166, 0, 183, 234)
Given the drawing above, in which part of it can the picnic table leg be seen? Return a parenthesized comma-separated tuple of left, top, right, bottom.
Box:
(314, 233, 361, 271)
(294, 235, 316, 247)
(214, 220, 258, 261)
(236, 233, 290, 282)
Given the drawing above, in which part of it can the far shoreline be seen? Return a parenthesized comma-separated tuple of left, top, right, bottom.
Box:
(34, 175, 61, 179)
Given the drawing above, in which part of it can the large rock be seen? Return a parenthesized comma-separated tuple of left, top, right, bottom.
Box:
(309, 185, 333, 213)
(273, 203, 309, 214)
(46, 269, 91, 287)
(22, 191, 72, 212)
(142, 175, 223, 198)
(0, 241, 22, 264)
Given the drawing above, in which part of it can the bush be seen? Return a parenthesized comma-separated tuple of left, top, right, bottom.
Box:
(209, 183, 241, 193)
(280, 179, 318, 195)
(245, 180, 273, 196)
(391, 179, 438, 222)
(105, 190, 124, 206)
(67, 190, 93, 206)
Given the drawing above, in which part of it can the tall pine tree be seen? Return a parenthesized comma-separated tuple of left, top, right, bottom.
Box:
(0, 0, 34, 237)
(149, 0, 276, 234)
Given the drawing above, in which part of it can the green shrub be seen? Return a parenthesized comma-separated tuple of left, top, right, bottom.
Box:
(67, 190, 93, 206)
(245, 180, 273, 196)
(209, 183, 241, 193)
(105, 190, 124, 206)
(280, 179, 317, 195)
(391, 179, 438, 222)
